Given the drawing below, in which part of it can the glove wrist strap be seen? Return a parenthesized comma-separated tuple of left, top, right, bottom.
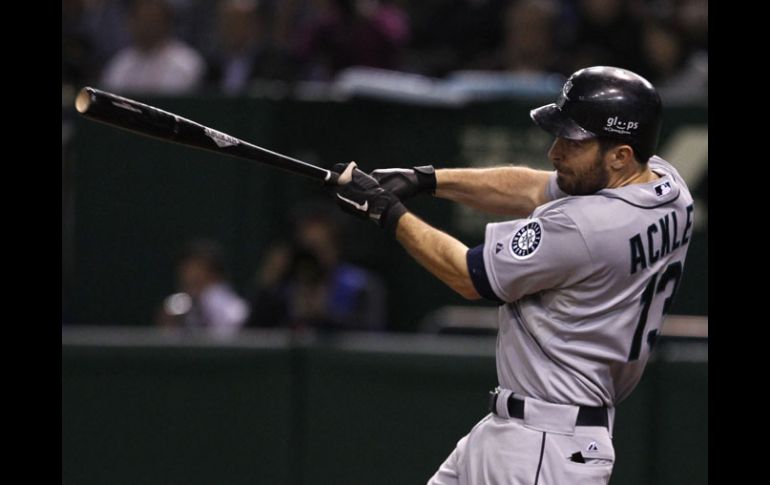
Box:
(413, 166, 437, 195)
(382, 200, 408, 234)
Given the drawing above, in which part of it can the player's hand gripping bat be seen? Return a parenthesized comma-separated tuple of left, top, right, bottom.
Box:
(75, 87, 339, 185)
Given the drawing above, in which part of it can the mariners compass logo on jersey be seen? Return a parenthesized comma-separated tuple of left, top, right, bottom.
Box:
(510, 220, 543, 259)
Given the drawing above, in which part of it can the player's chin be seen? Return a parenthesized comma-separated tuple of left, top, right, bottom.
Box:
(556, 174, 573, 193)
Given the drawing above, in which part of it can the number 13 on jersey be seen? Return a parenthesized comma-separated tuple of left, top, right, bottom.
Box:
(629, 261, 683, 361)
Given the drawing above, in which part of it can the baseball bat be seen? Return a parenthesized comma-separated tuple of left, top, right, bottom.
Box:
(75, 87, 339, 185)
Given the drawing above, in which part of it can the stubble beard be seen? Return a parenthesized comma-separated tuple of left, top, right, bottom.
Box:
(556, 155, 610, 196)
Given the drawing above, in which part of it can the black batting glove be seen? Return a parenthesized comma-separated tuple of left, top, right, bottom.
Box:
(332, 162, 408, 233)
(370, 166, 437, 200)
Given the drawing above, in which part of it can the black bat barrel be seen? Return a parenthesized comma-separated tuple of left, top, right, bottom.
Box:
(75, 87, 336, 184)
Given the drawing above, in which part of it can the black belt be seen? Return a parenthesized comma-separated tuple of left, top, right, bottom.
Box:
(488, 391, 609, 428)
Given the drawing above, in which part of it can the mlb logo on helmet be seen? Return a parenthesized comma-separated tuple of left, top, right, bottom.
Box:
(556, 80, 573, 109)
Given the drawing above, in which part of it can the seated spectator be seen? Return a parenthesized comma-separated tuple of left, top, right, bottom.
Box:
(248, 207, 387, 332)
(638, 19, 706, 100)
(568, 0, 646, 75)
(472, 0, 562, 74)
(444, 0, 566, 100)
(403, 0, 507, 78)
(100, 0, 206, 94)
(205, 0, 294, 93)
(295, 0, 410, 81)
(156, 239, 250, 337)
(63, 0, 131, 87)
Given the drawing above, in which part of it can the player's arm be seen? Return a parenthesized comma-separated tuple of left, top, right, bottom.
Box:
(435, 167, 552, 217)
(371, 165, 553, 217)
(395, 213, 480, 300)
(332, 163, 481, 300)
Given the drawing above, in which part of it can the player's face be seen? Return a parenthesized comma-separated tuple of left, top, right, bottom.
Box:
(548, 137, 609, 195)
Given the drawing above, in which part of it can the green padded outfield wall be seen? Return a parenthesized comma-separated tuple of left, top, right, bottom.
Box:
(62, 332, 708, 485)
(63, 97, 707, 330)
(62, 340, 297, 485)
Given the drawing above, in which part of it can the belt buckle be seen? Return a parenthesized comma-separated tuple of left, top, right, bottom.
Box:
(488, 389, 500, 414)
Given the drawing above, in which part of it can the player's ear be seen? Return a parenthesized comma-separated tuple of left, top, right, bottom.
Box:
(608, 145, 634, 170)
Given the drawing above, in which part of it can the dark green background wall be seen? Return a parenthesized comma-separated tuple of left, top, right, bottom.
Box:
(62, 97, 707, 330)
(62, 330, 708, 485)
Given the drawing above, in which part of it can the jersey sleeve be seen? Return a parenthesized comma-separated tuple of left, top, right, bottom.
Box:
(466, 209, 594, 303)
(546, 171, 568, 201)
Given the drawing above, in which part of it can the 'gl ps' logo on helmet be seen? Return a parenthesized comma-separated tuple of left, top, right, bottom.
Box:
(604, 116, 639, 135)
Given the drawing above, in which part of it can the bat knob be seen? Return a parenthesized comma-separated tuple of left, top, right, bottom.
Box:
(75, 87, 95, 114)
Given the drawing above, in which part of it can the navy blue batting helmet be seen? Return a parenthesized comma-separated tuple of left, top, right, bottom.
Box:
(530, 66, 662, 162)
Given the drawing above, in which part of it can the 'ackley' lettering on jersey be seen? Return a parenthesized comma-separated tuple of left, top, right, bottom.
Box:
(629, 204, 694, 274)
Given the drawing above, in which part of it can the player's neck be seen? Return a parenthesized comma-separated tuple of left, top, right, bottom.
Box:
(608, 166, 660, 189)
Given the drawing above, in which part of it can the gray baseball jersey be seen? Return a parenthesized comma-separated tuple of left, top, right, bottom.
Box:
(466, 156, 694, 407)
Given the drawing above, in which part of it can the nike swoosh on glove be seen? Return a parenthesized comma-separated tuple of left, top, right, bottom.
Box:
(332, 162, 408, 233)
(370, 166, 436, 200)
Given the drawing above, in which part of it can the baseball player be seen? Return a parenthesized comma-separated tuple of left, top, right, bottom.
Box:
(330, 66, 694, 485)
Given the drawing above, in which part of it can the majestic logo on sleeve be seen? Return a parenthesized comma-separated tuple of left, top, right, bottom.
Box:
(510, 221, 543, 259)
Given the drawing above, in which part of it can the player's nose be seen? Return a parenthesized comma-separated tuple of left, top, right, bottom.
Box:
(547, 139, 563, 165)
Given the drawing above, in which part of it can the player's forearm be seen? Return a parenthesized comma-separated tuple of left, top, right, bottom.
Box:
(395, 212, 480, 300)
(434, 167, 552, 216)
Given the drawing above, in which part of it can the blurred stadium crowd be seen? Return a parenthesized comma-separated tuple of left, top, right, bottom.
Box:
(62, 0, 707, 101)
(61, 0, 707, 334)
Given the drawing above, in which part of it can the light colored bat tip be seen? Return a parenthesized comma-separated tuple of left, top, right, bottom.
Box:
(75, 88, 93, 113)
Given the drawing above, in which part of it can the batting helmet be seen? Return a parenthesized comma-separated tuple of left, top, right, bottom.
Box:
(530, 66, 662, 162)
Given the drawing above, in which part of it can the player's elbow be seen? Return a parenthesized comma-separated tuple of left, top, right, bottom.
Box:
(454, 281, 481, 300)
(447, 264, 481, 300)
